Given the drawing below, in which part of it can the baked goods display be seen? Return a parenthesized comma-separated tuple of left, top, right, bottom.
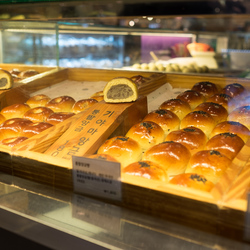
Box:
(46, 112, 75, 125)
(220, 83, 246, 99)
(191, 81, 219, 99)
(26, 94, 51, 108)
(228, 105, 250, 130)
(45, 96, 76, 112)
(21, 122, 53, 138)
(7, 68, 40, 82)
(122, 160, 168, 182)
(72, 99, 98, 114)
(0, 136, 28, 147)
(206, 93, 233, 112)
(1, 103, 30, 120)
(23, 107, 54, 123)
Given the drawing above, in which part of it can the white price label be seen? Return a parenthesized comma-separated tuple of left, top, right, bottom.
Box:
(72, 156, 122, 201)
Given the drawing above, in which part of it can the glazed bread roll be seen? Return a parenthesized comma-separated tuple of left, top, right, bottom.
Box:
(97, 136, 142, 168)
(191, 81, 219, 99)
(26, 94, 51, 108)
(193, 102, 228, 124)
(23, 107, 54, 123)
(228, 106, 250, 130)
(180, 111, 216, 137)
(220, 83, 246, 99)
(46, 112, 75, 125)
(165, 126, 207, 155)
(19, 69, 39, 78)
(0, 118, 33, 140)
(0, 114, 5, 125)
(206, 93, 234, 112)
(46, 96, 75, 112)
(122, 160, 168, 182)
(205, 132, 244, 160)
(0, 136, 28, 147)
(126, 121, 165, 153)
(142, 109, 180, 137)
(176, 90, 205, 110)
(21, 122, 53, 138)
(142, 141, 191, 176)
(185, 150, 231, 183)
(9, 68, 21, 76)
(72, 99, 98, 114)
(210, 121, 250, 143)
(159, 98, 192, 120)
(1, 103, 30, 120)
(169, 173, 214, 192)
(90, 91, 104, 102)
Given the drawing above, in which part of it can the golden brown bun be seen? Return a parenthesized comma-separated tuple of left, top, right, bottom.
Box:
(87, 154, 119, 163)
(220, 83, 246, 98)
(72, 99, 98, 114)
(11, 74, 22, 82)
(122, 160, 168, 182)
(19, 69, 39, 78)
(159, 98, 192, 120)
(45, 96, 75, 112)
(0, 136, 28, 147)
(1, 103, 30, 120)
(206, 93, 234, 112)
(0, 114, 5, 125)
(26, 94, 51, 108)
(97, 136, 142, 168)
(142, 141, 191, 176)
(143, 109, 180, 137)
(191, 81, 219, 99)
(176, 90, 205, 110)
(126, 121, 165, 153)
(169, 173, 214, 192)
(193, 102, 228, 124)
(21, 122, 53, 138)
(23, 107, 54, 123)
(180, 111, 216, 137)
(228, 106, 250, 130)
(46, 112, 75, 125)
(205, 132, 244, 160)
(185, 150, 231, 183)
(9, 68, 21, 76)
(0, 118, 33, 140)
(165, 126, 207, 155)
(210, 121, 250, 143)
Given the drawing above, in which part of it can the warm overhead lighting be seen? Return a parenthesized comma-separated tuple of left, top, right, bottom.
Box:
(129, 20, 135, 27)
(147, 17, 153, 21)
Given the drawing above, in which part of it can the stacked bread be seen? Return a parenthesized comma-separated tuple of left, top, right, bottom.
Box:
(0, 93, 100, 148)
(96, 81, 250, 192)
(9, 68, 40, 82)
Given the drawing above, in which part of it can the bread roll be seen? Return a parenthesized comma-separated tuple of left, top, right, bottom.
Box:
(0, 118, 33, 140)
(97, 136, 142, 168)
(191, 81, 219, 99)
(90, 91, 104, 102)
(180, 111, 216, 137)
(126, 121, 165, 153)
(1, 103, 30, 120)
(23, 107, 54, 123)
(19, 69, 39, 78)
(26, 94, 51, 108)
(169, 173, 214, 192)
(0, 136, 28, 147)
(177, 90, 205, 110)
(205, 132, 244, 160)
(21, 122, 53, 138)
(193, 102, 228, 124)
(220, 83, 246, 99)
(0, 114, 5, 125)
(142, 141, 191, 176)
(72, 99, 98, 114)
(228, 106, 250, 130)
(87, 154, 119, 163)
(159, 98, 192, 120)
(165, 126, 207, 155)
(122, 160, 168, 182)
(46, 96, 75, 112)
(206, 93, 234, 112)
(103, 77, 138, 103)
(46, 112, 75, 125)
(185, 150, 231, 183)
(9, 68, 21, 76)
(143, 109, 180, 137)
(210, 121, 250, 143)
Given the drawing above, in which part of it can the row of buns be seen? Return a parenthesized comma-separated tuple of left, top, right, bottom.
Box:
(90, 81, 250, 192)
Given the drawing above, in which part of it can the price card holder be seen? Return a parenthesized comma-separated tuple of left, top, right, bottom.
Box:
(244, 192, 250, 241)
(72, 155, 122, 202)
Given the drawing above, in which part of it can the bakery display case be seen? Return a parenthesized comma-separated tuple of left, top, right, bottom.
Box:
(0, 0, 250, 249)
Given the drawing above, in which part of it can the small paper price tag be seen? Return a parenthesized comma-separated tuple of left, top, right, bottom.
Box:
(72, 156, 122, 201)
(244, 192, 250, 241)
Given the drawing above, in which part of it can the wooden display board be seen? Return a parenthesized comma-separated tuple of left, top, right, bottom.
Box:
(0, 68, 249, 240)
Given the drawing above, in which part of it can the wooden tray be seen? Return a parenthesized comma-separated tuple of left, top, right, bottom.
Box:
(0, 69, 250, 240)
